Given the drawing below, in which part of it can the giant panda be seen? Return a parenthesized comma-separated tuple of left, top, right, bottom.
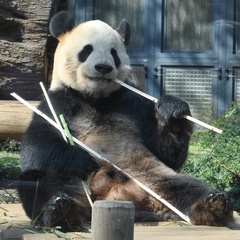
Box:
(17, 11, 233, 230)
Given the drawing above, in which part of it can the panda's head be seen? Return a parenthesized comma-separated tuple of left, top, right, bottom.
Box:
(49, 11, 134, 97)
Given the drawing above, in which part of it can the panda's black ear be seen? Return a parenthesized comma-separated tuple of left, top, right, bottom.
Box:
(116, 19, 131, 46)
(49, 11, 74, 39)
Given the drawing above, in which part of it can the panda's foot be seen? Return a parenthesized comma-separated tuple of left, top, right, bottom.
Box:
(189, 192, 233, 226)
(42, 193, 71, 227)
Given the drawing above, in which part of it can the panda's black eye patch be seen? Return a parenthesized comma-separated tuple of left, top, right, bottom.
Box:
(111, 48, 121, 68)
(78, 44, 93, 62)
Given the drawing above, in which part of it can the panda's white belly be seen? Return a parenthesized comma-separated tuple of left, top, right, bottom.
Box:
(70, 114, 141, 165)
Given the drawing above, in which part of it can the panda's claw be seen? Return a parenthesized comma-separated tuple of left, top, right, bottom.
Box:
(42, 193, 71, 227)
(189, 192, 233, 226)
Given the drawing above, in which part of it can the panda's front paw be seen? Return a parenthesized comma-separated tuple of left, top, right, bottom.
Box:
(157, 95, 191, 124)
(189, 192, 233, 226)
(42, 193, 71, 227)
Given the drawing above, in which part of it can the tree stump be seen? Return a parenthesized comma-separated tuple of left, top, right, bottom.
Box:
(91, 201, 135, 240)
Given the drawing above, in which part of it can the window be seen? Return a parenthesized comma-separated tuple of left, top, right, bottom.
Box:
(72, 0, 240, 119)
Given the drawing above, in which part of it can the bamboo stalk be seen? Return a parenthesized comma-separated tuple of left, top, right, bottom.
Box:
(59, 114, 93, 207)
(184, 115, 223, 134)
(11, 92, 191, 223)
(39, 83, 93, 208)
(115, 79, 223, 134)
(59, 114, 75, 146)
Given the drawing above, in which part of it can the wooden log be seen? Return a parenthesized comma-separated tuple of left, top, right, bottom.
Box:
(91, 200, 135, 240)
(0, 100, 39, 140)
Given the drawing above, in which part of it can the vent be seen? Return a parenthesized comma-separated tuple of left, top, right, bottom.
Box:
(163, 67, 213, 121)
(235, 69, 240, 106)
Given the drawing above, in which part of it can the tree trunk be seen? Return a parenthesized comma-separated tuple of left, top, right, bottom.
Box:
(0, 0, 63, 100)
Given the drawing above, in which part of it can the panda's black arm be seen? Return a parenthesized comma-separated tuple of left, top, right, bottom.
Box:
(142, 95, 194, 171)
(20, 106, 99, 179)
(112, 89, 194, 171)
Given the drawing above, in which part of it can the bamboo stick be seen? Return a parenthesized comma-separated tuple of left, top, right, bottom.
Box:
(39, 83, 93, 208)
(115, 79, 223, 134)
(40, 82, 67, 142)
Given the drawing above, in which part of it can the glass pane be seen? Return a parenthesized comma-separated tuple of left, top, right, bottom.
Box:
(95, 0, 144, 49)
(237, 0, 240, 51)
(132, 65, 146, 91)
(164, 0, 214, 51)
(163, 67, 213, 121)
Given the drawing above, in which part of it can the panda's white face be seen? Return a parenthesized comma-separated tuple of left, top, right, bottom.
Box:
(51, 20, 131, 97)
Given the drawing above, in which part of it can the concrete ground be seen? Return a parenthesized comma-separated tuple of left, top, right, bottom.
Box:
(0, 204, 240, 240)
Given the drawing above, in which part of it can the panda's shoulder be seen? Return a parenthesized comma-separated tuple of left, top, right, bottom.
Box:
(111, 87, 140, 101)
(118, 87, 154, 107)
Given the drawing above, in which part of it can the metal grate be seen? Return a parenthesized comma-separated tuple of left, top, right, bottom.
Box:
(235, 69, 240, 106)
(163, 67, 213, 121)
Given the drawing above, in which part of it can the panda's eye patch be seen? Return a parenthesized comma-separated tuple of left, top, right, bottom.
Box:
(111, 48, 121, 68)
(78, 44, 93, 62)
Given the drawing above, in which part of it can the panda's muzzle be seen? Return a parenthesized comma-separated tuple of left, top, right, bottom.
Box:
(95, 64, 113, 75)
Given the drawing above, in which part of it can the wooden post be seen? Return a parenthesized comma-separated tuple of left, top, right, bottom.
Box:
(91, 200, 135, 240)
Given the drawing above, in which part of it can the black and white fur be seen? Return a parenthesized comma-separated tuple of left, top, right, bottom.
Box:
(17, 11, 233, 230)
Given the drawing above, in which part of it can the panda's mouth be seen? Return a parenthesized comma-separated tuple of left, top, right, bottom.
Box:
(88, 76, 112, 83)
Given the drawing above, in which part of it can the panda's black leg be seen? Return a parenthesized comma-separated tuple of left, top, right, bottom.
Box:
(17, 169, 50, 225)
(137, 173, 234, 226)
(41, 192, 91, 231)
(17, 170, 92, 230)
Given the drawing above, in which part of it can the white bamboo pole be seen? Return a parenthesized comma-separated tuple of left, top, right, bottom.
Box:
(39, 82, 67, 142)
(115, 79, 223, 134)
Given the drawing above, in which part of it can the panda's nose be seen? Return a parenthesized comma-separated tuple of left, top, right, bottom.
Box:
(95, 64, 113, 74)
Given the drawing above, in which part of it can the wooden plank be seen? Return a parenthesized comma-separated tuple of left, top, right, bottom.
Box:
(0, 100, 39, 140)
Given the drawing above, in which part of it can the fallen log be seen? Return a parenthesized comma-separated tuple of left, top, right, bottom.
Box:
(0, 100, 39, 140)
